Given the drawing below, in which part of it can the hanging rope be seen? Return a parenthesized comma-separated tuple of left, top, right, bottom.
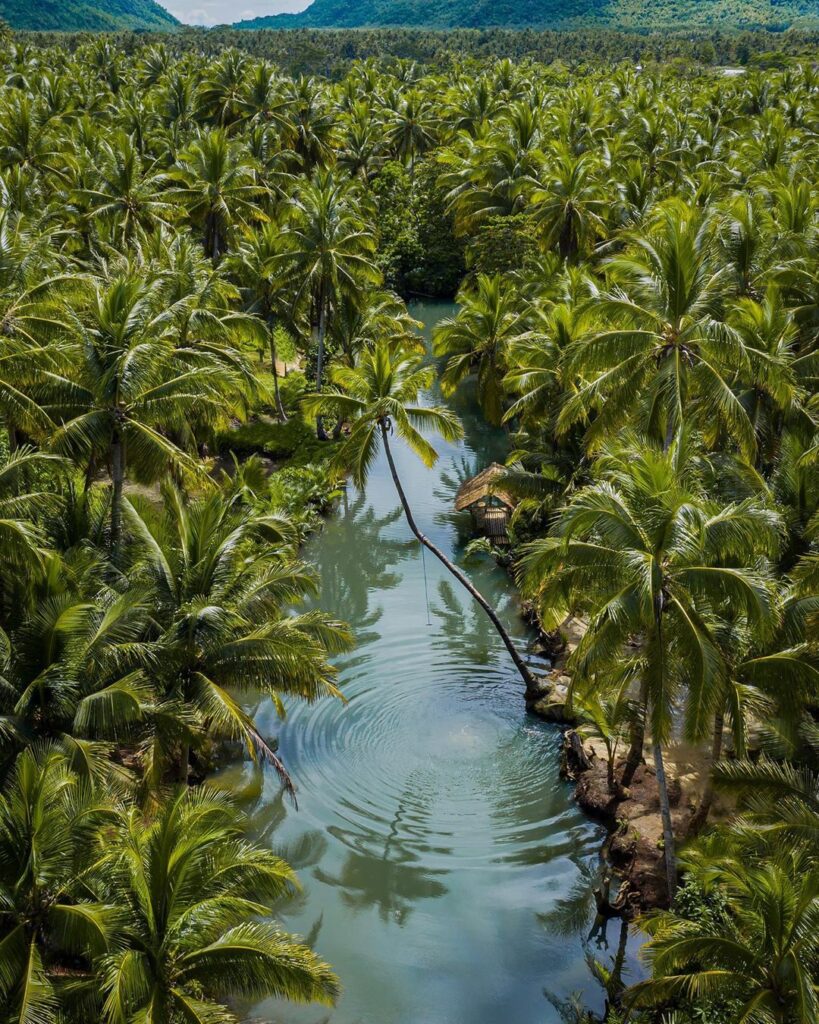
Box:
(420, 542, 432, 626)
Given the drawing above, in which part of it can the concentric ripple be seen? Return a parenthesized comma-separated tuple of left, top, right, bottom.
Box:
(235, 302, 640, 1024)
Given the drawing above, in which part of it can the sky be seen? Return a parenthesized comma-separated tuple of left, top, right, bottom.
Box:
(163, 0, 310, 25)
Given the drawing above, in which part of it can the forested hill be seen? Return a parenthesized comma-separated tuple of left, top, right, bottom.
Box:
(236, 0, 819, 31)
(0, 0, 178, 31)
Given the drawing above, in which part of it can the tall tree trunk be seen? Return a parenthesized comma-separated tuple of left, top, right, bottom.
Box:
(315, 291, 328, 441)
(110, 430, 125, 557)
(179, 741, 189, 783)
(84, 455, 97, 494)
(620, 676, 648, 788)
(688, 707, 724, 836)
(269, 334, 288, 423)
(652, 738, 678, 900)
(7, 423, 18, 452)
(380, 420, 536, 694)
(649, 602, 677, 899)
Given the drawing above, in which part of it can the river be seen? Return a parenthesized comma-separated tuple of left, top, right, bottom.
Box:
(222, 301, 640, 1024)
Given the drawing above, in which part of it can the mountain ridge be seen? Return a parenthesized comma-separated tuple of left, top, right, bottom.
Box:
(0, 0, 178, 32)
(235, 0, 819, 32)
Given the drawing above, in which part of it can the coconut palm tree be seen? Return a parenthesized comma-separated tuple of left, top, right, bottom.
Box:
(517, 435, 780, 896)
(0, 746, 116, 1024)
(226, 223, 299, 422)
(75, 130, 174, 246)
(628, 853, 819, 1024)
(382, 90, 438, 176)
(0, 446, 62, 616)
(269, 170, 379, 438)
(305, 341, 537, 692)
(433, 273, 532, 426)
(0, 586, 151, 782)
(528, 146, 607, 262)
(713, 754, 819, 850)
(97, 786, 339, 1024)
(122, 484, 350, 787)
(559, 200, 757, 459)
(170, 129, 267, 262)
(42, 274, 229, 554)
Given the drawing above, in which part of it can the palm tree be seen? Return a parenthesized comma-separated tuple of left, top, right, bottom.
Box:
(43, 275, 227, 554)
(305, 341, 538, 692)
(383, 91, 438, 177)
(0, 746, 116, 1024)
(433, 273, 532, 426)
(75, 130, 174, 246)
(529, 146, 607, 262)
(123, 484, 350, 786)
(628, 853, 819, 1023)
(226, 223, 298, 422)
(0, 446, 61, 616)
(269, 170, 379, 438)
(713, 754, 819, 849)
(517, 436, 780, 896)
(560, 200, 756, 458)
(170, 129, 267, 261)
(97, 786, 339, 1024)
(0, 586, 150, 781)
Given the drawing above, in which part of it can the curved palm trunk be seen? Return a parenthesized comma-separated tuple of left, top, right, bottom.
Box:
(380, 421, 536, 694)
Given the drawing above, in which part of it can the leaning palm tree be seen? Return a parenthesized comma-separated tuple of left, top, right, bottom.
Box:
(304, 341, 537, 692)
(517, 435, 780, 896)
(97, 786, 340, 1024)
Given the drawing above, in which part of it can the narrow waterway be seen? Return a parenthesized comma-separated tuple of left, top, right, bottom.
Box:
(224, 301, 640, 1024)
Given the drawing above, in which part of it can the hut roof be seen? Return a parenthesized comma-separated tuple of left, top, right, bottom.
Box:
(454, 463, 516, 512)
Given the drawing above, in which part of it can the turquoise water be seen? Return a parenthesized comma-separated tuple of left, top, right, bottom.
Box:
(224, 302, 639, 1024)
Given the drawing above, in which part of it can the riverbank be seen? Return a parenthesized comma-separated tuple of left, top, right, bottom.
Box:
(520, 612, 703, 915)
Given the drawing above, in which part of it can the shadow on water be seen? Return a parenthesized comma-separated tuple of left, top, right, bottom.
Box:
(218, 301, 643, 1024)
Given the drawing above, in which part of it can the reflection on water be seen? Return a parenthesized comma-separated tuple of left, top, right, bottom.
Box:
(219, 302, 642, 1024)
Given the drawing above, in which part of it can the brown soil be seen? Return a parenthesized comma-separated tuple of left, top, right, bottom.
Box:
(568, 746, 690, 914)
(524, 614, 702, 915)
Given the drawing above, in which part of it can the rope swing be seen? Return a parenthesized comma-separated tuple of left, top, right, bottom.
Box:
(420, 542, 432, 626)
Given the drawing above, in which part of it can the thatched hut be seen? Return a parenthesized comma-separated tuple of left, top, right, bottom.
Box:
(454, 463, 516, 542)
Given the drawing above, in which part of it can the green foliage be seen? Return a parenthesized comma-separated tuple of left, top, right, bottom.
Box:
(0, 29, 814, 1024)
(237, 0, 819, 31)
(1, 0, 177, 32)
(370, 161, 423, 293)
(468, 213, 540, 276)
(216, 415, 335, 464)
